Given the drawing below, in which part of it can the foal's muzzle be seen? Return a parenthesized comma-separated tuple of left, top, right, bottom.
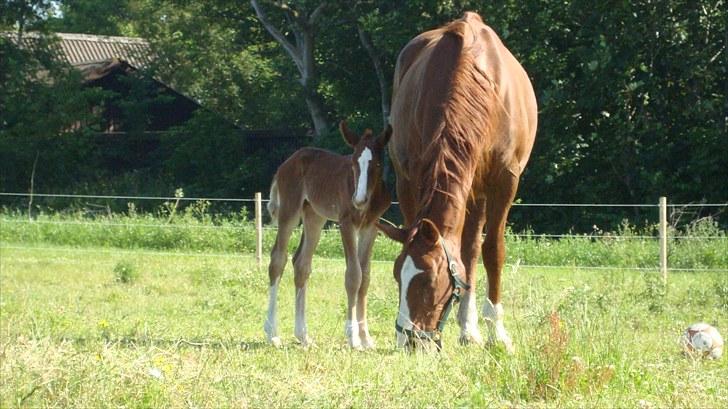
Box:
(352, 194, 368, 209)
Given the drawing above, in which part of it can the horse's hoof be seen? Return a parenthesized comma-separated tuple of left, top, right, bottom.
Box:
(487, 337, 515, 354)
(269, 336, 283, 348)
(458, 332, 485, 346)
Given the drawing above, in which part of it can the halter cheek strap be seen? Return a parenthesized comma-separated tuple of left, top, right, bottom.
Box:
(395, 239, 470, 344)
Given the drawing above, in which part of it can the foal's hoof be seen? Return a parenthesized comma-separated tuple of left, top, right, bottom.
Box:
(297, 336, 314, 348)
(269, 336, 283, 348)
(360, 336, 376, 350)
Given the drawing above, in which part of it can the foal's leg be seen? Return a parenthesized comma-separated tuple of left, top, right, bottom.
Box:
(292, 206, 325, 347)
(340, 222, 363, 349)
(482, 171, 519, 353)
(264, 208, 299, 347)
(457, 196, 487, 346)
(355, 225, 378, 349)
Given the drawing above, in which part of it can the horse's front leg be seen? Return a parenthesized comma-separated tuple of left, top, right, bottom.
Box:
(355, 225, 378, 349)
(482, 173, 519, 354)
(340, 222, 363, 349)
(458, 196, 487, 346)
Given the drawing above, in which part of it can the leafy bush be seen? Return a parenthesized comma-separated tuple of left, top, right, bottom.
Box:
(113, 260, 137, 284)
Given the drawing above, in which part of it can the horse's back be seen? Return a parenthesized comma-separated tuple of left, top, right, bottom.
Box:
(391, 12, 537, 181)
(273, 147, 352, 220)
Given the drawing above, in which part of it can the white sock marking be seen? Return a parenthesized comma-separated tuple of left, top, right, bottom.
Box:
(482, 301, 513, 351)
(294, 286, 307, 342)
(264, 278, 280, 340)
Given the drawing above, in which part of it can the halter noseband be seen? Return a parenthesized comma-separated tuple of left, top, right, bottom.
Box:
(395, 239, 470, 345)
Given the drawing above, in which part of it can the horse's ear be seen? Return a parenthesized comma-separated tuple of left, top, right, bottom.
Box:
(339, 120, 359, 147)
(376, 124, 392, 149)
(376, 221, 407, 243)
(417, 218, 441, 247)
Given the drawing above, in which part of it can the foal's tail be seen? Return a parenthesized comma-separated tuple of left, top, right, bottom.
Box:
(267, 177, 279, 225)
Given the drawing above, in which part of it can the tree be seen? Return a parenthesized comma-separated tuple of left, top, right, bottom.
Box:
(250, 0, 331, 140)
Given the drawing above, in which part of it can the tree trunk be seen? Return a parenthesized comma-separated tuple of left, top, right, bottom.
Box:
(250, 0, 331, 140)
(357, 25, 390, 128)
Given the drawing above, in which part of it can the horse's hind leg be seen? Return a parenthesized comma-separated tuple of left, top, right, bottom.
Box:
(356, 224, 378, 349)
(482, 171, 519, 354)
(264, 203, 300, 347)
(292, 205, 325, 347)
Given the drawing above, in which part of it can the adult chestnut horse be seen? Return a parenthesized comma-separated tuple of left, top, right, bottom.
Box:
(264, 121, 392, 349)
(378, 12, 537, 351)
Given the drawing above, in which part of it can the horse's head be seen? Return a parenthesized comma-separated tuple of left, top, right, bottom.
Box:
(339, 120, 392, 210)
(378, 219, 468, 350)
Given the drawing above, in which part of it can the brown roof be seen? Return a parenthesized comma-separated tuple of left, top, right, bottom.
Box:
(4, 32, 152, 68)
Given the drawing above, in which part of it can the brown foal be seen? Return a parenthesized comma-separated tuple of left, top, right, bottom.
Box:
(264, 121, 392, 349)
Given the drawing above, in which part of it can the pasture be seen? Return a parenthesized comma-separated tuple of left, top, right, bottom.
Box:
(1, 212, 727, 408)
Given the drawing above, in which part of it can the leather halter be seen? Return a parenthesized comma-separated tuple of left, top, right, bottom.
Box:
(395, 239, 470, 345)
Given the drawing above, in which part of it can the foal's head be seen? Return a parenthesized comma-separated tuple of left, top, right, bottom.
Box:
(339, 120, 392, 210)
(378, 219, 468, 350)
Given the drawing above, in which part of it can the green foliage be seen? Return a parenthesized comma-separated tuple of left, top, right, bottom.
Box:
(113, 260, 137, 284)
(0, 1, 726, 234)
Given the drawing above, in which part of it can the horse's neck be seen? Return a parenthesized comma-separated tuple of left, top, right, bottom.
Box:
(417, 165, 475, 243)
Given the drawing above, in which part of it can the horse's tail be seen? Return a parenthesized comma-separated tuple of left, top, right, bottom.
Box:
(267, 177, 279, 225)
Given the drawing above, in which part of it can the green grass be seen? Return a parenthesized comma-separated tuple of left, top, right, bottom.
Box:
(2, 241, 727, 408)
(1, 208, 726, 270)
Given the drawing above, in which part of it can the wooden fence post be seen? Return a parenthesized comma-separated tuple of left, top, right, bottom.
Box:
(659, 196, 668, 284)
(255, 192, 263, 270)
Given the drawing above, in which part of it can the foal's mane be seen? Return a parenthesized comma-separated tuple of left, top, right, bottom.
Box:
(416, 21, 495, 226)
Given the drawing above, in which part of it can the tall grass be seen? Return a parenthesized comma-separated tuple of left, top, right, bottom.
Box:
(2, 203, 726, 270)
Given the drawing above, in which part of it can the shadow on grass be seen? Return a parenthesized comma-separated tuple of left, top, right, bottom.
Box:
(52, 336, 270, 351)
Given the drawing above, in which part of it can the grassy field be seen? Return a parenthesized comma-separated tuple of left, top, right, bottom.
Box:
(1, 209, 726, 270)
(2, 239, 727, 408)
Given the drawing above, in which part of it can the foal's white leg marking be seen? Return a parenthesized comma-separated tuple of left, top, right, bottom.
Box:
(264, 277, 282, 347)
(345, 319, 361, 349)
(294, 286, 312, 347)
(395, 255, 423, 347)
(458, 290, 484, 345)
(482, 300, 514, 353)
(354, 147, 372, 204)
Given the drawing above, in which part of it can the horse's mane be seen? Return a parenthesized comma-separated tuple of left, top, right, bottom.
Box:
(416, 22, 495, 228)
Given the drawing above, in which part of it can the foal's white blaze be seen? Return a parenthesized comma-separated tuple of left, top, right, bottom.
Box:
(396, 255, 423, 347)
(354, 147, 373, 204)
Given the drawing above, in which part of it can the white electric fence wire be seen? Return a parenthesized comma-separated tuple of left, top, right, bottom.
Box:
(1, 192, 727, 208)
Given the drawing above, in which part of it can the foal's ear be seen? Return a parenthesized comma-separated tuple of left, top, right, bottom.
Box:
(339, 120, 359, 147)
(376, 221, 407, 243)
(417, 218, 441, 247)
(376, 124, 393, 149)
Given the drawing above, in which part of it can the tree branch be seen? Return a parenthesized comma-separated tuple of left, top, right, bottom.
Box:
(308, 2, 327, 26)
(250, 0, 303, 71)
